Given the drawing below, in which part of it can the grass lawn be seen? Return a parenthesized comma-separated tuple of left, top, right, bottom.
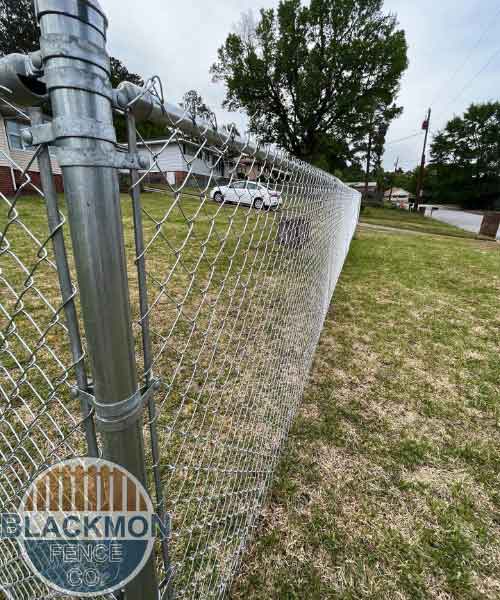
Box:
(232, 224, 500, 598)
(2, 192, 499, 598)
(360, 206, 480, 239)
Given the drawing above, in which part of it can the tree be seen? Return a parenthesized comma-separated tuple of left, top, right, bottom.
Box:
(222, 122, 242, 138)
(0, 0, 144, 88)
(109, 57, 144, 89)
(233, 9, 258, 46)
(394, 169, 417, 195)
(0, 0, 38, 56)
(212, 0, 408, 168)
(430, 102, 500, 209)
(351, 102, 402, 191)
(181, 90, 215, 125)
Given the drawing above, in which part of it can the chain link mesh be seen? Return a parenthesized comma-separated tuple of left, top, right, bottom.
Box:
(0, 102, 113, 600)
(0, 81, 359, 598)
(126, 88, 361, 598)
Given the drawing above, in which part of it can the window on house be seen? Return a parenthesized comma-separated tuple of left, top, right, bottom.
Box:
(5, 119, 33, 151)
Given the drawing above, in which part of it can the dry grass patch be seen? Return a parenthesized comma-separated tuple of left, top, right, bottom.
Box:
(233, 225, 500, 599)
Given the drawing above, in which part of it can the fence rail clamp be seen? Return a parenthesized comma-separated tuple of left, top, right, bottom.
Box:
(73, 379, 161, 433)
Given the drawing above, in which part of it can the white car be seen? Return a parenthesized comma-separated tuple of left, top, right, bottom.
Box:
(210, 181, 282, 210)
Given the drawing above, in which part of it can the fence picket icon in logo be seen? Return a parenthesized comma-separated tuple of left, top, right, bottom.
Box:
(13, 458, 158, 597)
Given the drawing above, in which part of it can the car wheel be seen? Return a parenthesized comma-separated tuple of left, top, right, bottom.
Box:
(253, 197, 264, 210)
(214, 192, 224, 203)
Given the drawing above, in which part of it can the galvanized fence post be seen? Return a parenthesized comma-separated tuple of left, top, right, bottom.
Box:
(33, 0, 159, 598)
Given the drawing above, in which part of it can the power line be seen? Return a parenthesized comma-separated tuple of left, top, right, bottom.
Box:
(385, 131, 423, 146)
(430, 6, 500, 108)
(385, 9, 500, 172)
(445, 44, 500, 108)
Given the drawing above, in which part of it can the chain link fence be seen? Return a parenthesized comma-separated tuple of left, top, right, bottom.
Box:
(130, 99, 360, 597)
(0, 105, 103, 599)
(0, 1, 360, 598)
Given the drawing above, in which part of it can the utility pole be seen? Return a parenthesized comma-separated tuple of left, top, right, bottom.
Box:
(415, 108, 432, 212)
(388, 156, 399, 204)
(364, 117, 374, 203)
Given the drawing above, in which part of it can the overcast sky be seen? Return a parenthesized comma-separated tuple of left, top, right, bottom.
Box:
(105, 0, 500, 171)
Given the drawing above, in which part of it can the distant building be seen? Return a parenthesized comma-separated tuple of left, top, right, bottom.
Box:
(138, 138, 226, 187)
(385, 187, 412, 207)
(347, 182, 381, 206)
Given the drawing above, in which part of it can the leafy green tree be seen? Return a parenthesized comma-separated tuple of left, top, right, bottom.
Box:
(394, 169, 417, 194)
(109, 57, 144, 89)
(212, 0, 408, 168)
(352, 102, 402, 192)
(181, 90, 217, 129)
(379, 168, 417, 199)
(0, 0, 38, 55)
(430, 102, 500, 209)
(222, 122, 242, 138)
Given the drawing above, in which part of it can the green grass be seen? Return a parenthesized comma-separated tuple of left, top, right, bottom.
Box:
(232, 222, 500, 598)
(360, 206, 480, 239)
(2, 194, 499, 598)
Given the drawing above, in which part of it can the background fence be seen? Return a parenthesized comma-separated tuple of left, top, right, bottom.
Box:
(0, 1, 360, 598)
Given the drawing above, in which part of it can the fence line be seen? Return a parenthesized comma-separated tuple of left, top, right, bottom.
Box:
(0, 1, 361, 598)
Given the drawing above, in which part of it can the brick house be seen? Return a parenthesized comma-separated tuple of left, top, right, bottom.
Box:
(0, 103, 63, 196)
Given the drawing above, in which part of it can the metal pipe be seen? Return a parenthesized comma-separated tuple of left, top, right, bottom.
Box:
(0, 53, 47, 106)
(9, 166, 17, 193)
(35, 1, 159, 598)
(114, 83, 350, 204)
(30, 106, 98, 458)
(127, 111, 173, 595)
(115, 82, 288, 168)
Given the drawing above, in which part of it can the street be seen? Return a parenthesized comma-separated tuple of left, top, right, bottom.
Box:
(427, 208, 500, 240)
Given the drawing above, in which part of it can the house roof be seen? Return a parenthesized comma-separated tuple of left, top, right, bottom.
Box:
(384, 187, 411, 197)
(136, 138, 172, 146)
(347, 182, 377, 189)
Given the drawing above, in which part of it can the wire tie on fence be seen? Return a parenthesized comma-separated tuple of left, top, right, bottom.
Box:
(72, 379, 161, 433)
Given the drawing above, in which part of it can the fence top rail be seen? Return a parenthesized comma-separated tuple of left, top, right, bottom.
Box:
(113, 80, 355, 192)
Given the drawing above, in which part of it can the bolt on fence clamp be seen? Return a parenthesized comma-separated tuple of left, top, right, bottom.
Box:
(73, 379, 162, 433)
(24, 117, 118, 146)
(55, 148, 150, 169)
(21, 119, 150, 170)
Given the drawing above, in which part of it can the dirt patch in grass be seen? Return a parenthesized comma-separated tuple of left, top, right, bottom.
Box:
(232, 226, 500, 599)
